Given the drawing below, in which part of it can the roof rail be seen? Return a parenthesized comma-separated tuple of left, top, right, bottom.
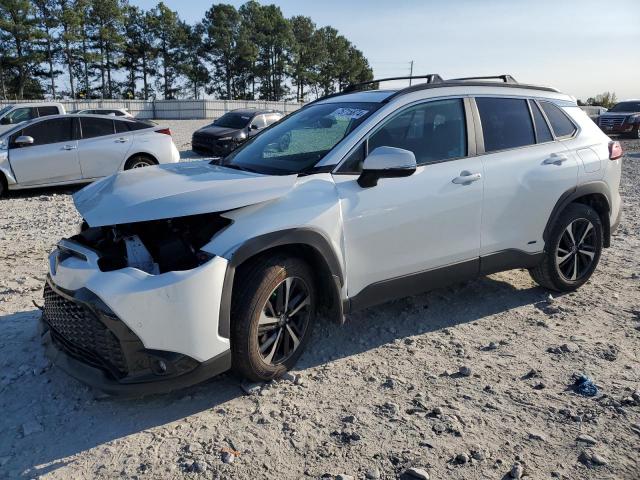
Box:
(343, 74, 443, 93)
(449, 74, 518, 84)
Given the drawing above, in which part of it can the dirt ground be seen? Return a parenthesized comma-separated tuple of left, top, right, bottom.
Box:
(0, 125, 638, 480)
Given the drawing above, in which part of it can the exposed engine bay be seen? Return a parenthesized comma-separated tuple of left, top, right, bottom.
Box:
(71, 213, 231, 274)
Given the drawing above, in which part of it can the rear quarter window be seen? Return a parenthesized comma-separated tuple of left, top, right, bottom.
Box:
(539, 101, 577, 138)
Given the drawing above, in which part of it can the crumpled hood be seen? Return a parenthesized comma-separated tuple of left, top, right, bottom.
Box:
(195, 125, 240, 137)
(74, 160, 298, 227)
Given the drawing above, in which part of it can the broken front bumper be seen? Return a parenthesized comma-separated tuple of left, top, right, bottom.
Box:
(43, 240, 232, 395)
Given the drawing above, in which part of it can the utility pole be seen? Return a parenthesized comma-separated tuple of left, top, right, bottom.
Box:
(409, 60, 414, 86)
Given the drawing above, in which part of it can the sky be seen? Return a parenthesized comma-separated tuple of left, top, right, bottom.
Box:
(131, 0, 640, 101)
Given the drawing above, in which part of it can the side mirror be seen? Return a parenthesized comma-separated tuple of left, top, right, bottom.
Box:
(15, 135, 34, 147)
(357, 146, 417, 188)
(0, 117, 11, 125)
(250, 124, 259, 130)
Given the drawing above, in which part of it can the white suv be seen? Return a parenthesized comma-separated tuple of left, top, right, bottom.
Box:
(41, 75, 622, 395)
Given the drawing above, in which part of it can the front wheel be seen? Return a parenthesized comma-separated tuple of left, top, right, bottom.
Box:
(529, 203, 603, 292)
(231, 255, 316, 381)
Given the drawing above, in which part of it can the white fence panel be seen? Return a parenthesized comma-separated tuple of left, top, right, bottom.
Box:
(0, 99, 303, 120)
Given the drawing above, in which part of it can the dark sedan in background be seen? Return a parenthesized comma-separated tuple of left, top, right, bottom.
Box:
(192, 109, 283, 156)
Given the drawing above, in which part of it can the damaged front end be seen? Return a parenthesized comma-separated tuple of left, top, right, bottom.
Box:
(42, 212, 234, 396)
(72, 212, 231, 275)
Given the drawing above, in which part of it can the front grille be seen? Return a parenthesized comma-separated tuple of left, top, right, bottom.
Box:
(599, 115, 626, 128)
(192, 132, 212, 144)
(43, 283, 127, 378)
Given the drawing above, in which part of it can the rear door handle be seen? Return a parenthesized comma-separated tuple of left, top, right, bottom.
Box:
(452, 171, 482, 185)
(543, 153, 569, 165)
(63, 144, 77, 150)
(115, 137, 128, 143)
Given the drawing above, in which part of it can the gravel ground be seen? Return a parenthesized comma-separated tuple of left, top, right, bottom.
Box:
(0, 124, 638, 479)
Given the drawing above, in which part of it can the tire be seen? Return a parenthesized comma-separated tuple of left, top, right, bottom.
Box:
(629, 126, 640, 140)
(231, 255, 316, 382)
(0, 174, 6, 197)
(529, 203, 603, 292)
(124, 155, 156, 170)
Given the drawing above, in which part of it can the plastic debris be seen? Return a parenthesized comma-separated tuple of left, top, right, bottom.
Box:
(574, 374, 598, 397)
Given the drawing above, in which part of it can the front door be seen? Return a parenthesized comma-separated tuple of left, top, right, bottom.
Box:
(9, 117, 80, 185)
(332, 98, 483, 301)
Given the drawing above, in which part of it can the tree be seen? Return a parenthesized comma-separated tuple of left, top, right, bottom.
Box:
(587, 92, 618, 109)
(181, 22, 209, 99)
(57, 0, 82, 98)
(290, 15, 322, 102)
(33, 0, 61, 97)
(0, 0, 45, 99)
(90, 0, 124, 98)
(203, 3, 241, 99)
(149, 2, 185, 99)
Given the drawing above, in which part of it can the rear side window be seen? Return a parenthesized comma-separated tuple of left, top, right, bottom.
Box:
(539, 101, 576, 138)
(18, 118, 74, 146)
(115, 120, 130, 133)
(530, 101, 553, 143)
(38, 106, 60, 117)
(127, 120, 153, 131)
(476, 97, 535, 152)
(81, 117, 115, 138)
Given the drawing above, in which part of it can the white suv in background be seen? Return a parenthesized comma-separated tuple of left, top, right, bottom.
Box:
(41, 75, 622, 396)
(0, 114, 180, 196)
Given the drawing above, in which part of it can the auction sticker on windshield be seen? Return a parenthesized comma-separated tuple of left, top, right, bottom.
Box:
(329, 107, 369, 120)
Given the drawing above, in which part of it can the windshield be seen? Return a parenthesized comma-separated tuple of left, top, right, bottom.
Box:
(0, 105, 14, 117)
(609, 102, 640, 112)
(221, 102, 380, 175)
(214, 112, 252, 129)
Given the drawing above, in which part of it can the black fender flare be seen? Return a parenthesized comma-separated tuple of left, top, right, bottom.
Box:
(543, 181, 611, 247)
(217, 228, 344, 338)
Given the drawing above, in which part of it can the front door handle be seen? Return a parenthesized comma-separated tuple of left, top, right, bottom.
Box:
(115, 137, 128, 143)
(452, 171, 482, 185)
(543, 153, 569, 165)
(63, 144, 77, 150)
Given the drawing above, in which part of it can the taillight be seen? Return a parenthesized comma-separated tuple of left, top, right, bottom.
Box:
(608, 141, 623, 160)
(155, 128, 172, 136)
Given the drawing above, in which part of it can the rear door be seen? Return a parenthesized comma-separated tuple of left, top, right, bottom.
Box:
(475, 97, 579, 257)
(77, 117, 133, 178)
(8, 117, 80, 185)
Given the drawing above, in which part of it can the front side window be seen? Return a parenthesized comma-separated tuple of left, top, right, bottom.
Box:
(222, 102, 380, 175)
(81, 117, 115, 139)
(477, 97, 535, 152)
(252, 115, 267, 129)
(12, 117, 73, 147)
(368, 99, 467, 165)
(6, 107, 37, 124)
(266, 114, 282, 125)
(539, 101, 576, 138)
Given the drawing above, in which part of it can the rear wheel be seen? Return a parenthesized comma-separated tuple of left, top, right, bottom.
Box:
(231, 255, 316, 381)
(0, 173, 6, 197)
(124, 155, 156, 170)
(529, 203, 603, 292)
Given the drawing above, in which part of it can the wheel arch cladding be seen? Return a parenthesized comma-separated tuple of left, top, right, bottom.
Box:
(544, 182, 611, 248)
(217, 228, 345, 339)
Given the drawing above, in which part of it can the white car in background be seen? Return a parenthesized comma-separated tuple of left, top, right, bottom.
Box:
(0, 102, 66, 134)
(75, 108, 134, 119)
(0, 114, 179, 196)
